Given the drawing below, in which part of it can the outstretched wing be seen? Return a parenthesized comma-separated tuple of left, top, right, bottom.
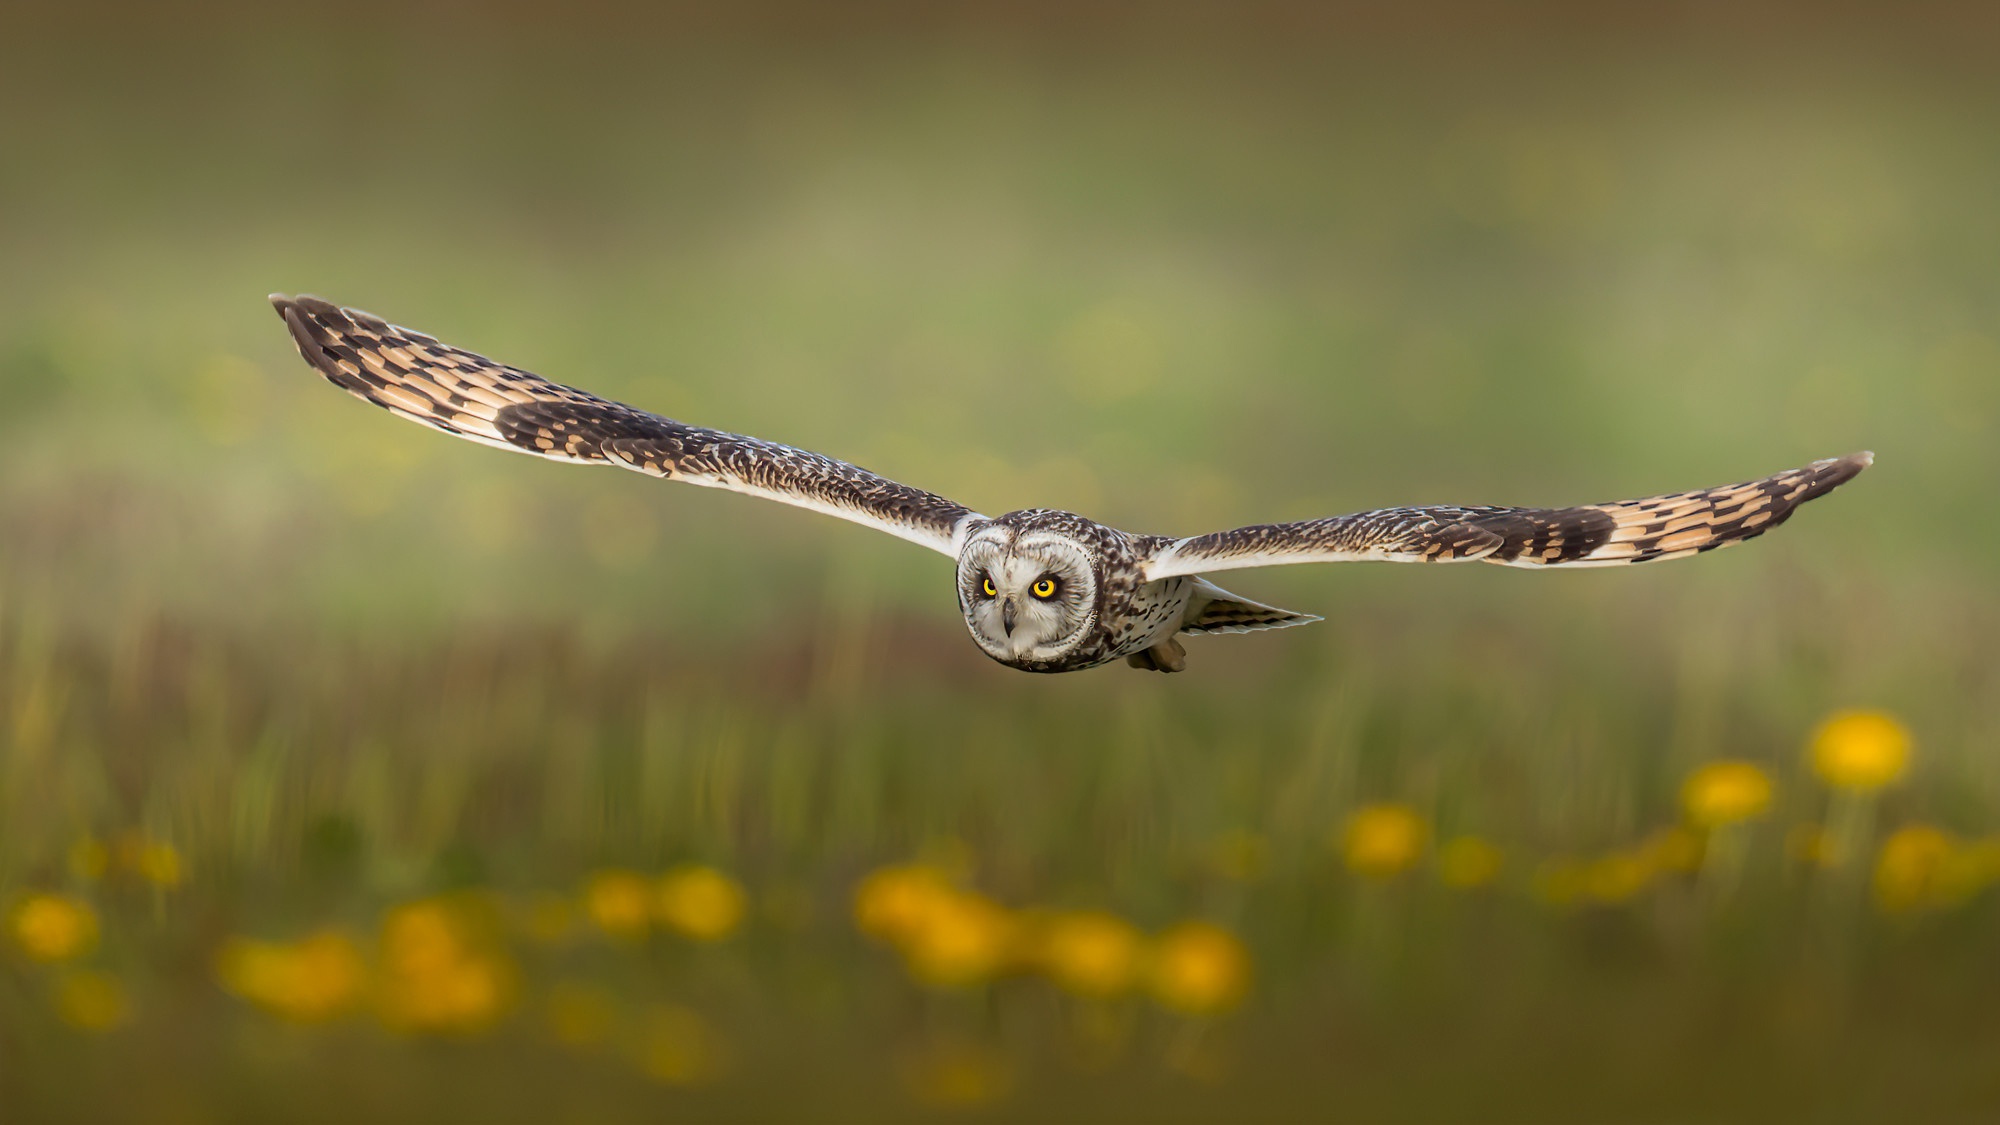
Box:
(271, 295, 983, 557)
(1143, 454, 1872, 580)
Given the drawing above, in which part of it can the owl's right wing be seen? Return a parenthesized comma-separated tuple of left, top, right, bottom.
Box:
(272, 296, 985, 557)
(1142, 454, 1872, 581)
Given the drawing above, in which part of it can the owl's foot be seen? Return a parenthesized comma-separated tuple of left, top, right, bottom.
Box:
(1125, 637, 1187, 673)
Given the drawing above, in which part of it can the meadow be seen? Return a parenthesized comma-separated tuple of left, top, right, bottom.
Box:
(3, 6, 1999, 1122)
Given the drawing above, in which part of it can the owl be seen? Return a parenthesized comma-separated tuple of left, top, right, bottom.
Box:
(271, 295, 1871, 674)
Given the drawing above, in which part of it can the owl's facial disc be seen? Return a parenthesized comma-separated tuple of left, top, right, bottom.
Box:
(958, 531, 1097, 666)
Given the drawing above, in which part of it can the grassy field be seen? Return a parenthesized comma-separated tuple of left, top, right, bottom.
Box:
(3, 6, 1999, 1121)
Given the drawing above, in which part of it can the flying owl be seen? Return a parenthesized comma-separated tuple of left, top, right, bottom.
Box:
(271, 295, 1871, 674)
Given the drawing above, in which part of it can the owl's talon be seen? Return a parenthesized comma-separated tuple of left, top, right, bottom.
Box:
(1126, 637, 1186, 673)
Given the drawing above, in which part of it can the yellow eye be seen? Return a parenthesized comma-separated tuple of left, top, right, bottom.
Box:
(981, 575, 998, 598)
(1031, 577, 1058, 599)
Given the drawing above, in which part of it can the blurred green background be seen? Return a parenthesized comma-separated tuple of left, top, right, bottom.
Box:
(3, 3, 1998, 1122)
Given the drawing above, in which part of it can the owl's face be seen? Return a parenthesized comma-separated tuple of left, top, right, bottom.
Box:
(957, 524, 1099, 667)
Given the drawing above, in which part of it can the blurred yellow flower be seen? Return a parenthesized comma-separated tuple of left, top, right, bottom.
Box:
(217, 930, 367, 1023)
(1146, 922, 1249, 1015)
(1640, 826, 1707, 873)
(1531, 858, 1587, 907)
(1810, 710, 1912, 792)
(546, 980, 619, 1047)
(902, 891, 1016, 988)
(375, 898, 516, 1035)
(901, 1040, 1014, 1107)
(1585, 853, 1652, 903)
(1039, 911, 1143, 997)
(1341, 803, 1428, 878)
(853, 863, 957, 944)
(54, 970, 130, 1031)
(636, 1004, 724, 1085)
(112, 832, 185, 888)
(583, 869, 654, 941)
(1874, 824, 1956, 914)
(8, 893, 99, 963)
(657, 865, 746, 942)
(1681, 761, 1773, 828)
(1436, 836, 1504, 889)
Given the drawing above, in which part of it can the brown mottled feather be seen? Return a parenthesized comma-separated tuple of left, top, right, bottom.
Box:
(270, 295, 980, 556)
(1144, 454, 1872, 580)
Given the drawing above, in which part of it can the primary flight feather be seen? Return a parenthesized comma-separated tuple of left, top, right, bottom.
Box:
(272, 294, 1870, 674)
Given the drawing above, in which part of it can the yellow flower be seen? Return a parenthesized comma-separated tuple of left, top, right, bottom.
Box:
(582, 869, 654, 941)
(1681, 761, 1774, 828)
(54, 970, 130, 1031)
(1039, 911, 1143, 997)
(217, 930, 367, 1023)
(1531, 858, 1587, 907)
(1436, 836, 1504, 889)
(375, 898, 516, 1035)
(1874, 824, 1955, 914)
(1341, 804, 1428, 878)
(1810, 710, 1912, 792)
(636, 1004, 724, 1085)
(902, 891, 1015, 988)
(1145, 922, 1249, 1015)
(8, 893, 99, 962)
(853, 864, 957, 944)
(1584, 853, 1652, 903)
(1640, 826, 1707, 873)
(114, 832, 185, 888)
(656, 865, 746, 942)
(546, 980, 619, 1047)
(901, 1040, 1014, 1107)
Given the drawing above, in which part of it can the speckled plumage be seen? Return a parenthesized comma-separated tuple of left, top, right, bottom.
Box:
(272, 295, 1872, 675)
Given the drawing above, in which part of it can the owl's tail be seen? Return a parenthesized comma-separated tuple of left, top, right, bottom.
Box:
(1180, 578, 1322, 636)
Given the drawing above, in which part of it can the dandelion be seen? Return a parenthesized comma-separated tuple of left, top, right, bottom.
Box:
(1640, 826, 1707, 873)
(1874, 824, 1955, 914)
(1531, 858, 1587, 907)
(130, 840, 185, 888)
(217, 930, 367, 1023)
(1146, 922, 1249, 1015)
(853, 863, 957, 944)
(582, 869, 654, 941)
(656, 865, 746, 942)
(1810, 710, 1912, 792)
(7, 893, 99, 963)
(1436, 836, 1504, 889)
(1584, 853, 1652, 903)
(546, 980, 619, 1047)
(901, 1040, 1014, 1107)
(54, 970, 130, 1031)
(375, 898, 516, 1035)
(1341, 804, 1428, 879)
(636, 1004, 724, 1085)
(1039, 911, 1143, 997)
(901, 891, 1015, 988)
(1681, 761, 1773, 828)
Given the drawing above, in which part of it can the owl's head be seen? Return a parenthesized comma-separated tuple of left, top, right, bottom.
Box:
(956, 515, 1101, 668)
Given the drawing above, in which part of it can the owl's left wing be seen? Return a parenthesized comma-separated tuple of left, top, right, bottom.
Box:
(1142, 454, 1871, 581)
(271, 295, 983, 557)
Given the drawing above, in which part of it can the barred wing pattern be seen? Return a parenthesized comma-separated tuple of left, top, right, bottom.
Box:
(272, 296, 982, 557)
(1144, 454, 1872, 580)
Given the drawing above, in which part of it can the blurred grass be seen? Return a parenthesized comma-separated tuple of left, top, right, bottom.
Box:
(2, 3, 1999, 1121)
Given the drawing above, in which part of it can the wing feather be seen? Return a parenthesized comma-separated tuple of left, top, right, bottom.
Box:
(1143, 454, 1872, 580)
(272, 295, 982, 557)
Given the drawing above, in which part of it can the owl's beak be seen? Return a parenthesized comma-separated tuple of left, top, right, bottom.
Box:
(1002, 598, 1018, 636)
